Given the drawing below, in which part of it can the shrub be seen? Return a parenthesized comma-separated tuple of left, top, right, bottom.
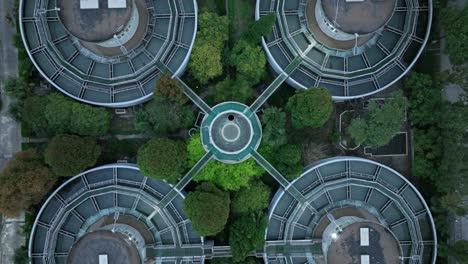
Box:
(137, 138, 187, 182)
(45, 135, 101, 176)
(183, 182, 230, 236)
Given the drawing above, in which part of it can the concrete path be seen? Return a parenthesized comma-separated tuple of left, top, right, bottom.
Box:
(0, 0, 25, 263)
(0, 214, 25, 264)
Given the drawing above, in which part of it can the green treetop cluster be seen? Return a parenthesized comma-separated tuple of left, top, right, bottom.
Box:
(348, 92, 407, 147)
(20, 93, 111, 137)
(187, 134, 264, 191)
(183, 182, 230, 236)
(189, 12, 229, 84)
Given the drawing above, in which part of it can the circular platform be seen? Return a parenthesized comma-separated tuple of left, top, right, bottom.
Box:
(68, 230, 141, 264)
(57, 0, 132, 42)
(327, 221, 401, 264)
(201, 102, 262, 163)
(321, 0, 396, 35)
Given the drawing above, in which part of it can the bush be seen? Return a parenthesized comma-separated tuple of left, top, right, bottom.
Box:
(231, 181, 271, 215)
(45, 94, 110, 136)
(228, 40, 266, 85)
(3, 77, 33, 100)
(189, 12, 229, 84)
(154, 73, 187, 105)
(45, 135, 101, 176)
(243, 13, 277, 44)
(260, 144, 303, 181)
(21, 96, 50, 136)
(187, 134, 264, 190)
(134, 95, 194, 136)
(261, 107, 287, 148)
(229, 213, 268, 262)
(137, 138, 187, 182)
(348, 92, 407, 147)
(210, 78, 253, 104)
(0, 150, 57, 216)
(183, 182, 230, 236)
(286, 88, 333, 129)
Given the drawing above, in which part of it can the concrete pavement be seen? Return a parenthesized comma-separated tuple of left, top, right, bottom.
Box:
(0, 0, 24, 263)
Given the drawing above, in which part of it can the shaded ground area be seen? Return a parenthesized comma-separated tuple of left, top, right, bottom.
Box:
(68, 230, 141, 264)
(58, 0, 132, 42)
(322, 0, 396, 34)
(327, 222, 401, 264)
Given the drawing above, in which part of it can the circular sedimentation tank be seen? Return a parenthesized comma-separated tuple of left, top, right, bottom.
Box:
(19, 0, 198, 107)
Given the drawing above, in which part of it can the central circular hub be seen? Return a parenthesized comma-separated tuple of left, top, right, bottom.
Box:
(210, 111, 252, 153)
(319, 0, 396, 35)
(57, 0, 133, 42)
(201, 102, 262, 163)
(222, 122, 241, 142)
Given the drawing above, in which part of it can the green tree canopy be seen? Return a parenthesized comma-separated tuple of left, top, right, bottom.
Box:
(0, 150, 57, 216)
(44, 135, 101, 177)
(403, 72, 442, 126)
(349, 92, 407, 147)
(243, 13, 277, 44)
(134, 95, 194, 136)
(210, 78, 253, 104)
(69, 102, 111, 136)
(286, 88, 333, 129)
(259, 144, 303, 181)
(189, 44, 224, 84)
(231, 181, 271, 215)
(187, 134, 264, 190)
(261, 107, 287, 148)
(196, 12, 229, 49)
(183, 182, 230, 236)
(137, 138, 187, 182)
(449, 240, 468, 263)
(228, 40, 266, 85)
(154, 73, 187, 105)
(229, 213, 268, 262)
(440, 7, 468, 65)
(44, 93, 72, 134)
(3, 77, 33, 100)
(189, 12, 229, 84)
(44, 94, 110, 136)
(22, 96, 50, 136)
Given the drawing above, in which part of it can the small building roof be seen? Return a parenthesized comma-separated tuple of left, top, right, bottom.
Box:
(108, 0, 127, 8)
(80, 0, 99, 9)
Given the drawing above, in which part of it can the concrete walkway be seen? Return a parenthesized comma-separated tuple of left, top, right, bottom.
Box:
(0, 0, 24, 262)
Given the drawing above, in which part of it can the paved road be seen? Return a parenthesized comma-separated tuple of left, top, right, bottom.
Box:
(0, 0, 25, 263)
